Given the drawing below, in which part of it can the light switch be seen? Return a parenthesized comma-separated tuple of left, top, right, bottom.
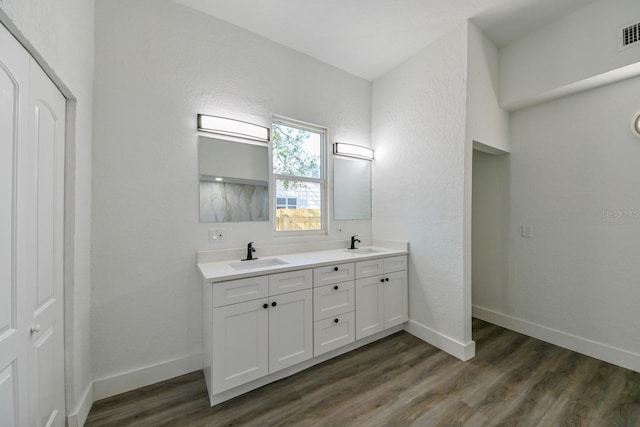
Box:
(521, 225, 532, 238)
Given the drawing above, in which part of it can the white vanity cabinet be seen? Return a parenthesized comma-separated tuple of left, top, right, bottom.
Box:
(207, 269, 313, 395)
(200, 247, 408, 406)
(355, 256, 408, 340)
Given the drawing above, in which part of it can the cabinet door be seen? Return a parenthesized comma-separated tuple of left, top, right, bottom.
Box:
(212, 299, 269, 394)
(268, 289, 313, 373)
(383, 271, 408, 328)
(355, 276, 384, 340)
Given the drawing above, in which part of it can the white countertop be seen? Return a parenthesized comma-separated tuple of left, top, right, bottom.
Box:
(197, 246, 408, 283)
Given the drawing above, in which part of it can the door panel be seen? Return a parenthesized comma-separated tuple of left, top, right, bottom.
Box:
(0, 363, 18, 427)
(0, 63, 17, 337)
(355, 277, 383, 340)
(384, 271, 408, 327)
(35, 101, 58, 308)
(0, 23, 30, 427)
(268, 289, 312, 372)
(34, 327, 57, 427)
(212, 299, 269, 393)
(27, 61, 66, 427)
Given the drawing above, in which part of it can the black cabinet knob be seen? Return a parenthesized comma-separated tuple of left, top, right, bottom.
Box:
(334, 285, 339, 290)
(334, 318, 339, 323)
(380, 278, 385, 283)
(271, 301, 277, 307)
(386, 278, 390, 282)
(334, 266, 339, 271)
(263, 303, 268, 309)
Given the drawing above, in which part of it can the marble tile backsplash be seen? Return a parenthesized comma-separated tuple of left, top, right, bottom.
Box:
(200, 181, 269, 222)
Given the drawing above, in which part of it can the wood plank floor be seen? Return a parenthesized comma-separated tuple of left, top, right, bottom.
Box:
(85, 319, 640, 426)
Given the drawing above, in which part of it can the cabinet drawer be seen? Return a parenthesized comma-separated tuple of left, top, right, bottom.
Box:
(313, 263, 354, 287)
(384, 256, 407, 273)
(355, 259, 384, 279)
(212, 276, 269, 308)
(313, 281, 354, 320)
(269, 269, 312, 296)
(314, 312, 355, 357)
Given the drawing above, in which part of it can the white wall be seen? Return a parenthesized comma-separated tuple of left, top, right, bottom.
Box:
(500, 0, 640, 110)
(474, 75, 640, 372)
(466, 22, 509, 154)
(0, 0, 94, 423)
(471, 151, 510, 312)
(91, 0, 372, 394)
(372, 23, 475, 360)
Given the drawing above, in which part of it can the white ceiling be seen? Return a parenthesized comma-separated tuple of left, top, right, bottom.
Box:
(173, 0, 597, 81)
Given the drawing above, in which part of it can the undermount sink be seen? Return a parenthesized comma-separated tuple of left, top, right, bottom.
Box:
(229, 258, 288, 270)
(344, 247, 382, 255)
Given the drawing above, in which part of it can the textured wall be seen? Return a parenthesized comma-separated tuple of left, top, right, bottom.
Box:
(466, 22, 509, 154)
(474, 75, 640, 367)
(372, 24, 472, 347)
(0, 0, 94, 417)
(500, 0, 640, 110)
(92, 0, 371, 383)
(471, 151, 510, 311)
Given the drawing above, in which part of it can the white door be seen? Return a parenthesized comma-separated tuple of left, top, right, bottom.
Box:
(25, 60, 66, 427)
(355, 277, 384, 340)
(383, 271, 408, 328)
(0, 23, 66, 427)
(268, 289, 312, 372)
(212, 299, 269, 394)
(0, 21, 30, 427)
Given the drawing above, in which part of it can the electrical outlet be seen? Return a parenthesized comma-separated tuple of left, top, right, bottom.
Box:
(209, 228, 225, 242)
(336, 226, 344, 237)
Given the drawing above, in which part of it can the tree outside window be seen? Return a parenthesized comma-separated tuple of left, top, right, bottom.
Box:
(272, 120, 325, 232)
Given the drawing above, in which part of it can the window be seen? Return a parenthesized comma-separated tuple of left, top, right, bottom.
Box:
(276, 197, 298, 209)
(272, 118, 325, 232)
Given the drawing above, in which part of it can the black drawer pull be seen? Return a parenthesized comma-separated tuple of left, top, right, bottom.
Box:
(334, 318, 339, 323)
(334, 266, 339, 271)
(334, 285, 339, 290)
(263, 303, 268, 309)
(271, 301, 277, 307)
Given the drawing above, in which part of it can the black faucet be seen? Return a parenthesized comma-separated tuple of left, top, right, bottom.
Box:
(349, 235, 361, 250)
(242, 242, 257, 261)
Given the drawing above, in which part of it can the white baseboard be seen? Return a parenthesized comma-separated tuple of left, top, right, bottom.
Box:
(473, 305, 640, 373)
(93, 353, 203, 401)
(66, 382, 94, 427)
(404, 319, 476, 361)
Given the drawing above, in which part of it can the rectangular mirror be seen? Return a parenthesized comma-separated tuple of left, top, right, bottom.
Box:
(198, 136, 269, 222)
(333, 157, 371, 220)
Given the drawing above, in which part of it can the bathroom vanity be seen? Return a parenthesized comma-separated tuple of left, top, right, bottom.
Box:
(197, 244, 408, 406)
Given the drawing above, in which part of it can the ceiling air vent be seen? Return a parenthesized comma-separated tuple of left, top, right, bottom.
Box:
(619, 21, 640, 50)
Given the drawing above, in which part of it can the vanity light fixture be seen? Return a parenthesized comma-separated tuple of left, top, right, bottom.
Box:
(197, 114, 270, 142)
(632, 112, 640, 138)
(333, 142, 374, 160)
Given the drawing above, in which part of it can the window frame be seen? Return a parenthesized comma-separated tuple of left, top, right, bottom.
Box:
(271, 115, 327, 235)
